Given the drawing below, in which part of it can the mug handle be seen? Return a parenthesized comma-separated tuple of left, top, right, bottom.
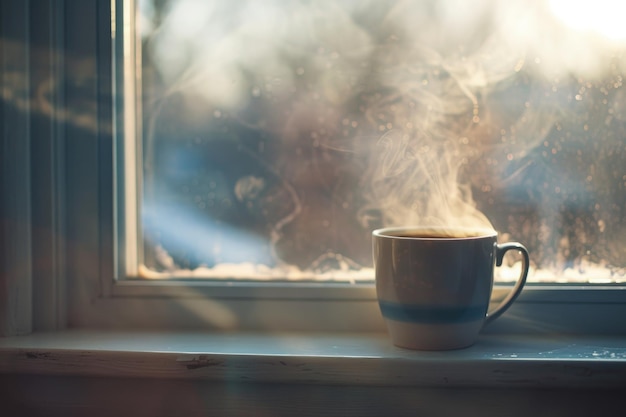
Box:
(484, 242, 530, 326)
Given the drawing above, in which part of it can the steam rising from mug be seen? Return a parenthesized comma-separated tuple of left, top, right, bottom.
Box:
(140, 0, 626, 236)
(367, 129, 494, 230)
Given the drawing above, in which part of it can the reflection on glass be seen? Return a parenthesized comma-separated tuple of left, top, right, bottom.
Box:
(134, 0, 626, 283)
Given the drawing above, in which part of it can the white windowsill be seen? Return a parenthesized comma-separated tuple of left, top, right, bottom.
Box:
(1, 330, 626, 389)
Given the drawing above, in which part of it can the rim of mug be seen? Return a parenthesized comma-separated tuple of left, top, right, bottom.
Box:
(372, 226, 497, 240)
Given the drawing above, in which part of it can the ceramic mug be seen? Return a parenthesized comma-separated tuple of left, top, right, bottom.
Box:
(372, 227, 529, 350)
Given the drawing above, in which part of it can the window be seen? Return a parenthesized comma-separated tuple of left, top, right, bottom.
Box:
(3, 0, 626, 335)
(123, 0, 626, 285)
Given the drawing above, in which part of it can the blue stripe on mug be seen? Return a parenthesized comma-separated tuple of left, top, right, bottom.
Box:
(378, 301, 486, 324)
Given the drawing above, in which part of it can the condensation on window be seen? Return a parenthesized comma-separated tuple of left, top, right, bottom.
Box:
(136, 0, 626, 283)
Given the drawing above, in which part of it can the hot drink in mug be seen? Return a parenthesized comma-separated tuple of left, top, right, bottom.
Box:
(372, 227, 529, 350)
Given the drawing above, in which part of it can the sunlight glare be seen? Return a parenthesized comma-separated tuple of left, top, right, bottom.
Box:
(549, 0, 626, 41)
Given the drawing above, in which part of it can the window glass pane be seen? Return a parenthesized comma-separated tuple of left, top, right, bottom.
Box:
(133, 0, 626, 283)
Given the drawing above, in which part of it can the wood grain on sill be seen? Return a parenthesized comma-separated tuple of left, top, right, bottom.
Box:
(1, 330, 625, 389)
